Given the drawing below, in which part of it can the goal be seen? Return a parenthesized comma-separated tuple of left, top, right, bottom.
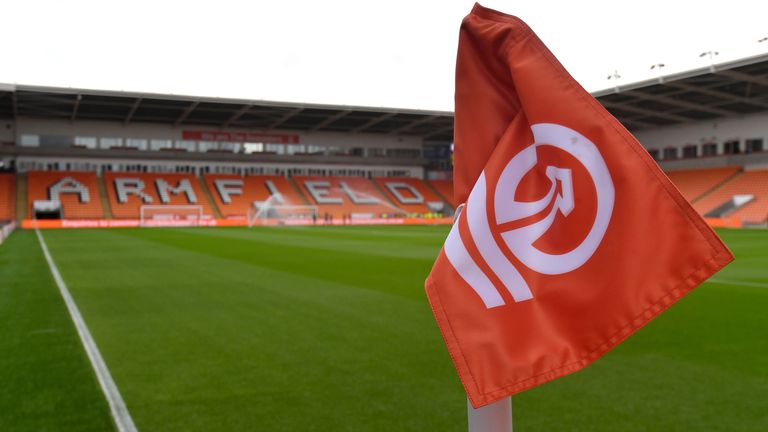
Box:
(247, 195, 318, 227)
(140, 205, 204, 227)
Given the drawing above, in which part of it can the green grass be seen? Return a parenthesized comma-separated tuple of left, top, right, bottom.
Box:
(0, 231, 114, 431)
(1, 226, 766, 431)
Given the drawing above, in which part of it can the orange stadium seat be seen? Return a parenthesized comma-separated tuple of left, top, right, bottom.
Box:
(27, 171, 104, 219)
(373, 177, 447, 214)
(0, 173, 15, 221)
(692, 170, 768, 224)
(429, 179, 456, 207)
(665, 166, 741, 203)
(204, 174, 307, 219)
(292, 176, 397, 219)
(104, 172, 213, 219)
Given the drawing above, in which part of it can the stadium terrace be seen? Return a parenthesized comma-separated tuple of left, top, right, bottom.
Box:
(0, 56, 768, 230)
(1, 52, 768, 230)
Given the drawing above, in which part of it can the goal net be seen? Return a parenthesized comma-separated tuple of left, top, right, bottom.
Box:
(140, 205, 204, 227)
(247, 194, 318, 227)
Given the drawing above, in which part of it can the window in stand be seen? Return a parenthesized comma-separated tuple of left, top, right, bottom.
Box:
(20, 135, 40, 147)
(126, 138, 148, 150)
(150, 139, 172, 151)
(75, 136, 98, 149)
(662, 147, 678, 160)
(648, 148, 660, 161)
(286, 144, 306, 155)
(745, 138, 764, 153)
(682, 145, 697, 158)
(244, 142, 264, 154)
(219, 142, 241, 153)
(265, 143, 285, 155)
(100, 137, 122, 149)
(723, 139, 740, 155)
(199, 141, 217, 152)
(307, 145, 325, 155)
(701, 142, 717, 156)
(386, 148, 421, 158)
(175, 140, 197, 152)
(366, 147, 386, 157)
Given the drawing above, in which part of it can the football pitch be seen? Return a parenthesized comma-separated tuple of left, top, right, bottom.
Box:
(0, 226, 766, 431)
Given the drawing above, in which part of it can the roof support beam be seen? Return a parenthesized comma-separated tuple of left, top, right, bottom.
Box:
(625, 90, 735, 116)
(423, 125, 454, 140)
(352, 112, 397, 133)
(11, 102, 73, 116)
(174, 101, 199, 126)
(666, 82, 768, 109)
(716, 69, 768, 88)
(222, 104, 253, 128)
(71, 94, 82, 121)
(309, 110, 352, 132)
(600, 100, 693, 123)
(390, 115, 441, 134)
(21, 93, 81, 105)
(11, 92, 17, 117)
(267, 107, 304, 130)
(617, 117, 658, 129)
(124, 98, 142, 125)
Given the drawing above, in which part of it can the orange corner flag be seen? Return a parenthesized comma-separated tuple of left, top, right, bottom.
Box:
(425, 3, 734, 408)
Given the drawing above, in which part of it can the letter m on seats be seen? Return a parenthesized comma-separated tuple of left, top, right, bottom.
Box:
(156, 179, 198, 204)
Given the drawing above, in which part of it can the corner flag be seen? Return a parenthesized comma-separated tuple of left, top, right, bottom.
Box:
(425, 3, 734, 408)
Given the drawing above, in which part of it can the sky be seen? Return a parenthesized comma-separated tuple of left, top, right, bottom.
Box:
(1, 0, 766, 111)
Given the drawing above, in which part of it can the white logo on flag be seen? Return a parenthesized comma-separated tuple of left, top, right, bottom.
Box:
(444, 123, 615, 308)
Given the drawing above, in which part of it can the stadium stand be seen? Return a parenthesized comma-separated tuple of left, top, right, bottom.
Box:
(374, 177, 447, 214)
(204, 174, 307, 219)
(429, 179, 456, 207)
(27, 171, 104, 219)
(293, 176, 400, 219)
(0, 173, 15, 221)
(693, 170, 768, 224)
(665, 167, 741, 203)
(103, 172, 214, 219)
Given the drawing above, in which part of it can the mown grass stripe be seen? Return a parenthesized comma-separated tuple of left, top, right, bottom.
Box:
(708, 277, 768, 289)
(35, 229, 138, 432)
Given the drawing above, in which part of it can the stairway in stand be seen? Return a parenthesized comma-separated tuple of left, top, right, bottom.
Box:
(97, 175, 113, 219)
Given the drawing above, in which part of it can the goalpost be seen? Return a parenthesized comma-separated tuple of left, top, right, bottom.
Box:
(139, 205, 204, 227)
(247, 194, 318, 227)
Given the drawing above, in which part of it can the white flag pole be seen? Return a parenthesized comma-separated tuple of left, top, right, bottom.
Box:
(452, 204, 513, 431)
(468, 396, 512, 432)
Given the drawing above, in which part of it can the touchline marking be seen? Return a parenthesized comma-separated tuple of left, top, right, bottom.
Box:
(707, 277, 768, 289)
(35, 229, 138, 432)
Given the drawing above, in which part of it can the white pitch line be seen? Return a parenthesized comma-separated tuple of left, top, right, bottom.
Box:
(35, 229, 138, 432)
(707, 277, 768, 289)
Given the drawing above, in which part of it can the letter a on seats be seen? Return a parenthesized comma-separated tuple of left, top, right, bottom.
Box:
(49, 177, 90, 203)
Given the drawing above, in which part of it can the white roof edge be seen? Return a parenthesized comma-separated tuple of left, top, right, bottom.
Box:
(3, 82, 454, 117)
(4, 51, 767, 114)
(590, 52, 768, 98)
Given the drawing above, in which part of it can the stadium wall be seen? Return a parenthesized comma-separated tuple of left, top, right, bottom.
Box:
(634, 112, 768, 158)
(14, 117, 424, 151)
(658, 152, 768, 172)
(12, 155, 424, 178)
(0, 120, 13, 142)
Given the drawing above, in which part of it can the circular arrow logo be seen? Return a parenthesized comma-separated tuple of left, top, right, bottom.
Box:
(443, 123, 614, 308)
(494, 123, 614, 275)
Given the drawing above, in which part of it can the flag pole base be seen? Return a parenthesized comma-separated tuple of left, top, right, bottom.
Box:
(468, 396, 512, 432)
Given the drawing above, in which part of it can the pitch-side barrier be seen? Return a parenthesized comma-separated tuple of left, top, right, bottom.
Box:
(21, 217, 454, 229)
